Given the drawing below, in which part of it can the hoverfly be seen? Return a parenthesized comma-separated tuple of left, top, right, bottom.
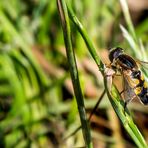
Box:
(108, 47, 148, 107)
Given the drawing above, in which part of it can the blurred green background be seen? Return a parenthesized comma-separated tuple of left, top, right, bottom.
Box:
(0, 0, 148, 147)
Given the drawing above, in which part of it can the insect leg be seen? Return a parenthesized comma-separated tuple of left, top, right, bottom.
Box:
(119, 87, 129, 96)
(119, 89, 125, 95)
(124, 95, 137, 113)
(103, 67, 115, 92)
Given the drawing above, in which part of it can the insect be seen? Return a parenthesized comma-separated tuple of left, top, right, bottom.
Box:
(108, 47, 148, 108)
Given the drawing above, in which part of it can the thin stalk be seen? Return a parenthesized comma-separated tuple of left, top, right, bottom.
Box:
(57, 0, 93, 147)
(119, 0, 137, 42)
(119, 0, 148, 62)
(63, 89, 106, 141)
(67, 5, 100, 66)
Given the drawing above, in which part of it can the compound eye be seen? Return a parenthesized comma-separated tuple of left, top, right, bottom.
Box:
(109, 47, 123, 62)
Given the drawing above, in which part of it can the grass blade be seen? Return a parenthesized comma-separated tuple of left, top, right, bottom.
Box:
(57, 0, 93, 147)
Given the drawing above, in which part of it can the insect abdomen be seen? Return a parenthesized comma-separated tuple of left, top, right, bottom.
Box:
(131, 70, 148, 104)
(137, 87, 148, 104)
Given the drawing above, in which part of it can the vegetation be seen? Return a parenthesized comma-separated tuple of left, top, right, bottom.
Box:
(0, 0, 148, 147)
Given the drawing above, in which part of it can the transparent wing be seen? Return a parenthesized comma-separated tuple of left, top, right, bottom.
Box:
(134, 59, 148, 78)
(136, 59, 148, 69)
(122, 73, 136, 103)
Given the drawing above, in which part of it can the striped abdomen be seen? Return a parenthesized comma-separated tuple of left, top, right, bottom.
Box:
(131, 70, 148, 104)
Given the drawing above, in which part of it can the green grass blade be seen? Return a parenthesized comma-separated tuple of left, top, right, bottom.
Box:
(119, 0, 137, 42)
(0, 9, 49, 87)
(57, 0, 93, 147)
(67, 5, 100, 66)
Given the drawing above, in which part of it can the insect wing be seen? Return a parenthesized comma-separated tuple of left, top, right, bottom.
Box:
(122, 74, 136, 103)
(136, 59, 148, 69)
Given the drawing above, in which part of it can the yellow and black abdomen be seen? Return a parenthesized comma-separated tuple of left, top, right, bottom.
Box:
(131, 70, 148, 104)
